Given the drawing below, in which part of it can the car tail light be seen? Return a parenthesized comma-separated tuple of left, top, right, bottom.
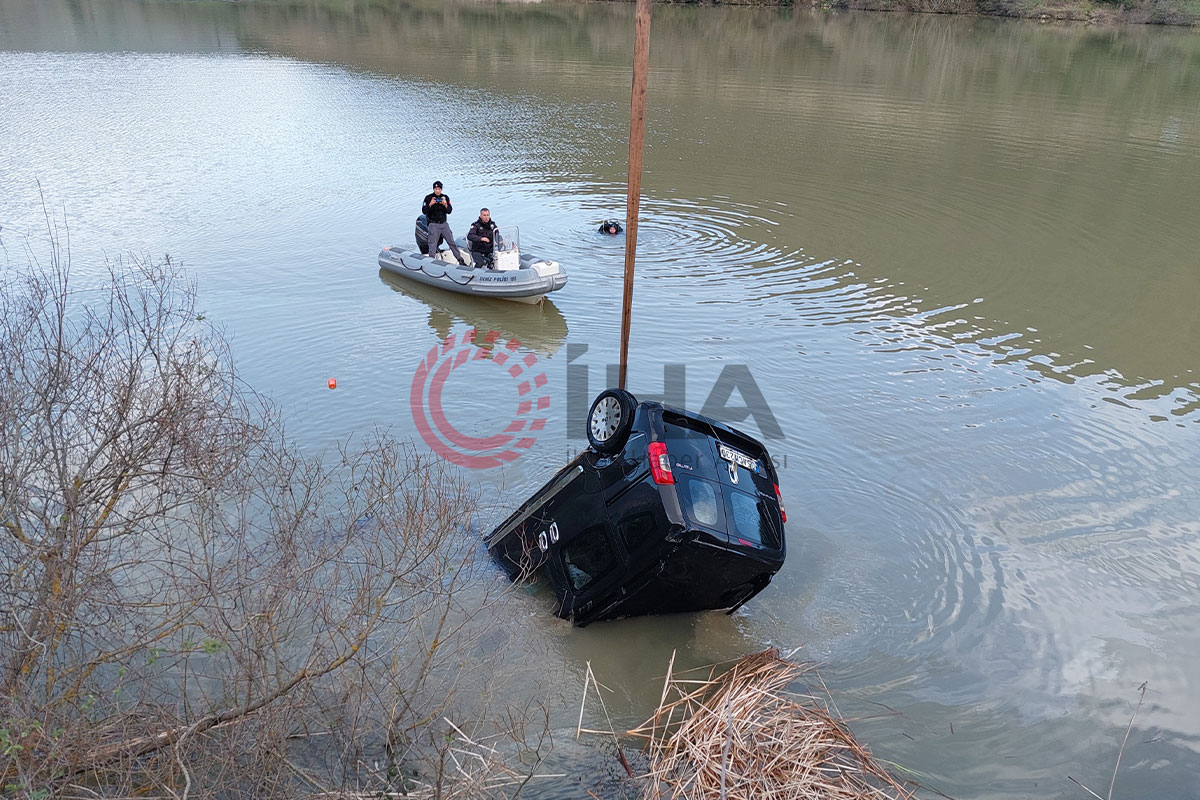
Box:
(774, 483, 787, 523)
(648, 442, 674, 484)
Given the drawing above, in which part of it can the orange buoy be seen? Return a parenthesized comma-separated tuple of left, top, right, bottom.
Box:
(328, 378, 337, 390)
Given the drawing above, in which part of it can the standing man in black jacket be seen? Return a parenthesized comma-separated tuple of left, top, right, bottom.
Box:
(422, 181, 467, 266)
(467, 208, 503, 268)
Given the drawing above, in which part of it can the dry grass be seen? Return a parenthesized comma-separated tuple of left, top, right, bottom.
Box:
(618, 648, 917, 800)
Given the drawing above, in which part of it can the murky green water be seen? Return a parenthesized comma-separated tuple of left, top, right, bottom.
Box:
(3, 1, 1200, 796)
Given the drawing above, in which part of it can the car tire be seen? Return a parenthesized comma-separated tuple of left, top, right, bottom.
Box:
(586, 388, 637, 454)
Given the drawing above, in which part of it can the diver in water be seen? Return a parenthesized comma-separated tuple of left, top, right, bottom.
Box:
(598, 219, 624, 235)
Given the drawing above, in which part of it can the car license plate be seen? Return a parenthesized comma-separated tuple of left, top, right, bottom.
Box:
(718, 444, 758, 472)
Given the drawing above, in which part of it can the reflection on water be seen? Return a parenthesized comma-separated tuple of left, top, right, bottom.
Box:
(378, 268, 569, 357)
(4, 1, 1200, 797)
(3, 1, 1199, 417)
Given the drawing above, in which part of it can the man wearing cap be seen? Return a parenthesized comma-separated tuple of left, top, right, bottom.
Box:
(421, 181, 467, 266)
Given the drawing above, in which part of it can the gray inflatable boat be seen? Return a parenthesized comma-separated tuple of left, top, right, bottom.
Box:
(377, 215, 567, 304)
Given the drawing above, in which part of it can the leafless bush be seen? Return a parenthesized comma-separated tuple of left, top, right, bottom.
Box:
(0, 222, 552, 798)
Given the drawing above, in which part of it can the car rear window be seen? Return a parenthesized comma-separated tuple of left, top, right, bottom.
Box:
(679, 475, 722, 529)
(726, 488, 782, 550)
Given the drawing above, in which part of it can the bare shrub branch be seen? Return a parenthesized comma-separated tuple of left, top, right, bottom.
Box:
(0, 223, 549, 798)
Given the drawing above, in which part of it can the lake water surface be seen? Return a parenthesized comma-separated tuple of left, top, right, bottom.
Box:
(2, 1, 1200, 797)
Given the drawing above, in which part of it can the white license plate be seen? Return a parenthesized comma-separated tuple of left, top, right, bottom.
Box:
(718, 444, 758, 472)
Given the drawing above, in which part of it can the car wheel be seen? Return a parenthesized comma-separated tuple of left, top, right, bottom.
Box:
(586, 388, 637, 454)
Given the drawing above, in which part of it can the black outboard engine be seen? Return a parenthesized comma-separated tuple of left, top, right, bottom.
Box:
(415, 214, 432, 254)
(598, 219, 624, 235)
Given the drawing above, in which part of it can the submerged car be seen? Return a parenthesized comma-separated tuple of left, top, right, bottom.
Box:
(486, 388, 787, 625)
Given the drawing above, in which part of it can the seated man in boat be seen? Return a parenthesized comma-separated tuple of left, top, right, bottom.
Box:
(467, 208, 503, 269)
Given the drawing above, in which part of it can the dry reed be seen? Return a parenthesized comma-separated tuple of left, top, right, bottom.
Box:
(622, 648, 917, 800)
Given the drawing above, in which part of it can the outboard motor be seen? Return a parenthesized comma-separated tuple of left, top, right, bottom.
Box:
(415, 214, 431, 254)
(598, 219, 624, 235)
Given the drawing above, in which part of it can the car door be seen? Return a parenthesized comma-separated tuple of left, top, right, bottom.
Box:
(710, 438, 783, 552)
(551, 516, 626, 620)
(658, 413, 730, 546)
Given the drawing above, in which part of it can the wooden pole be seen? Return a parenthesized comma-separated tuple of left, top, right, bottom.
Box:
(619, 0, 652, 391)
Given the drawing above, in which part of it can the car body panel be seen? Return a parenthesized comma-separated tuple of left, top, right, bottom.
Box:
(486, 401, 786, 625)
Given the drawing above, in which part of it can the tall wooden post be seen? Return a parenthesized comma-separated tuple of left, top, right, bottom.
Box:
(619, 0, 653, 391)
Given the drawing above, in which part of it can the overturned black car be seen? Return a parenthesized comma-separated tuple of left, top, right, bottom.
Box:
(486, 389, 787, 625)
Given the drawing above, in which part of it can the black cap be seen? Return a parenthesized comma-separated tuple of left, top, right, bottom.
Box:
(432, 180, 443, 188)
